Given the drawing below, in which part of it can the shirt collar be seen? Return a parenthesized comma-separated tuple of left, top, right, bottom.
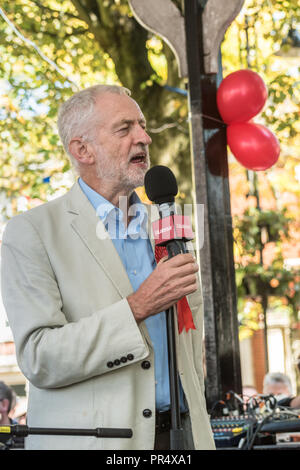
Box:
(78, 177, 148, 232)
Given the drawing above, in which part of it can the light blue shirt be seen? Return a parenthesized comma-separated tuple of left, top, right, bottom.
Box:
(78, 177, 187, 412)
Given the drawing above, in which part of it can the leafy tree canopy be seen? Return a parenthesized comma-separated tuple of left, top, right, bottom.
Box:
(0, 0, 299, 218)
(0, 0, 189, 220)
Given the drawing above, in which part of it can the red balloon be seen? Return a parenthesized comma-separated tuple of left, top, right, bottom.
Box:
(227, 122, 280, 171)
(217, 69, 268, 124)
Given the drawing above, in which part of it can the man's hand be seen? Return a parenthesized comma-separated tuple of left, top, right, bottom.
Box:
(127, 253, 199, 323)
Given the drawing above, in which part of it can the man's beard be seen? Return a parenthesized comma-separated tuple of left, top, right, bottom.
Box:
(95, 151, 150, 191)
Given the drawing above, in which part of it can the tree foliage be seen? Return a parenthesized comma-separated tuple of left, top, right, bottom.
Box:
(0, 0, 190, 222)
(222, 0, 300, 340)
(0, 0, 299, 217)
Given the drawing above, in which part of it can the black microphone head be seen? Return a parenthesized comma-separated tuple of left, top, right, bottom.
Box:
(144, 165, 178, 204)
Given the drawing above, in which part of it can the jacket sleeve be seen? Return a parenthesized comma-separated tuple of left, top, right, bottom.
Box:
(185, 241, 206, 395)
(1, 214, 149, 389)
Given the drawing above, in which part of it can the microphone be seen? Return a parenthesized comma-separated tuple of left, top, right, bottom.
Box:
(144, 165, 178, 205)
(144, 165, 194, 258)
(144, 165, 196, 334)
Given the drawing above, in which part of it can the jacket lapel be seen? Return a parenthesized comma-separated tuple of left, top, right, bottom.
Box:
(65, 182, 133, 299)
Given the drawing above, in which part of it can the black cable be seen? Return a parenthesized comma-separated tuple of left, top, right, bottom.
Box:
(246, 408, 277, 450)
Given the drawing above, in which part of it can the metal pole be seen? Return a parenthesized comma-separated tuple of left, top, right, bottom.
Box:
(183, 0, 242, 408)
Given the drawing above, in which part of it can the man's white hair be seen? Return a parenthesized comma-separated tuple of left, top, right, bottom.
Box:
(57, 84, 131, 169)
(263, 372, 292, 394)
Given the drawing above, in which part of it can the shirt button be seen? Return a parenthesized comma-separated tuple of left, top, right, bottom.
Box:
(141, 360, 151, 369)
(107, 362, 114, 368)
(143, 409, 152, 418)
(127, 354, 134, 361)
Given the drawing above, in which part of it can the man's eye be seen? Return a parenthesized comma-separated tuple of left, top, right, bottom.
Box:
(119, 127, 129, 132)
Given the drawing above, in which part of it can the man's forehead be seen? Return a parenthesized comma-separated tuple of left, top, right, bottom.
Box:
(93, 92, 145, 129)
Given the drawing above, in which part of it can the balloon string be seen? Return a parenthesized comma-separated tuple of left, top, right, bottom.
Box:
(201, 113, 226, 126)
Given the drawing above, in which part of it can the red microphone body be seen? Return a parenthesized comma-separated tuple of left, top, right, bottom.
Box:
(144, 165, 194, 258)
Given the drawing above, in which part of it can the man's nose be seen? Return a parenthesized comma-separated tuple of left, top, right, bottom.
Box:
(134, 125, 152, 145)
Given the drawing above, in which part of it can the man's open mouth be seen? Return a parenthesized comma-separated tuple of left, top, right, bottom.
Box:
(130, 154, 147, 164)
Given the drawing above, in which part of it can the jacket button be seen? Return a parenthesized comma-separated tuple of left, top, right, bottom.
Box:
(107, 362, 114, 368)
(141, 360, 151, 369)
(120, 356, 127, 363)
(114, 359, 120, 366)
(127, 354, 134, 361)
(143, 409, 152, 418)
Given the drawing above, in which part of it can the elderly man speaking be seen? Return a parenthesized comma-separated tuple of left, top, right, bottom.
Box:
(1, 85, 215, 450)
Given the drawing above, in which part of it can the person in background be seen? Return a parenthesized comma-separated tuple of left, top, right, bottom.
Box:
(0, 381, 25, 449)
(0, 381, 16, 425)
(263, 372, 300, 408)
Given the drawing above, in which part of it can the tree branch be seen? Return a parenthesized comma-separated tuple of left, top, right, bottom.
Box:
(71, 0, 112, 49)
(96, 0, 115, 28)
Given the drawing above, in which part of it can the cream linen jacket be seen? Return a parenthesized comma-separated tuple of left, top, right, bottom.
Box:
(1, 181, 215, 450)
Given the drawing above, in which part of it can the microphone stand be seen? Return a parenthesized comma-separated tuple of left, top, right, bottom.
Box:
(0, 424, 132, 450)
(165, 239, 187, 450)
(165, 305, 184, 450)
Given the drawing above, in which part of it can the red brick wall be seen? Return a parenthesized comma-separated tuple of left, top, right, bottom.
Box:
(0, 341, 15, 355)
(251, 329, 267, 393)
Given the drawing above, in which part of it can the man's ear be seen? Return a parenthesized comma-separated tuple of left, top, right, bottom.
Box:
(68, 137, 95, 166)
